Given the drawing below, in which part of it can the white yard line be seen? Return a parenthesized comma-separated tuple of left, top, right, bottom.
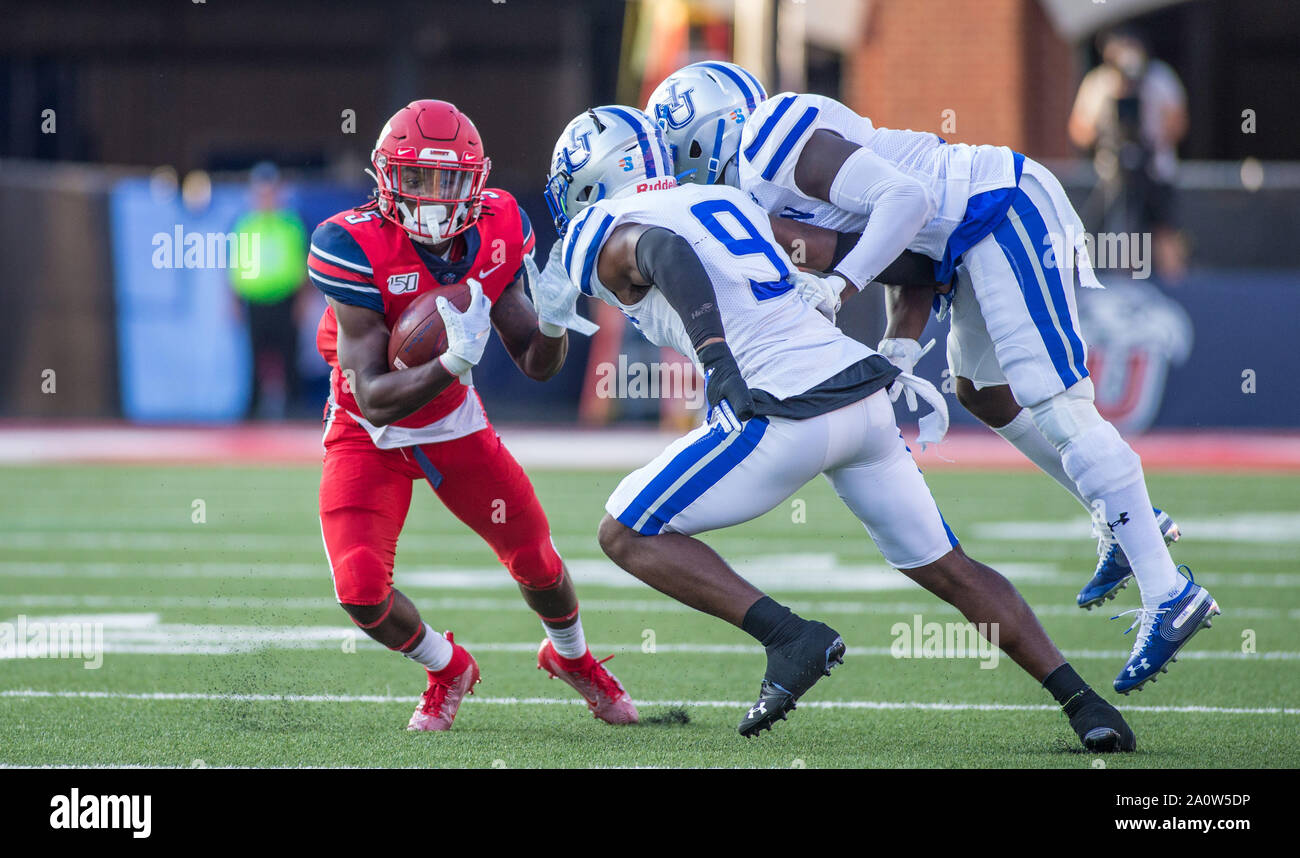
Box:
(974, 512, 1300, 545)
(1, 688, 1295, 716)
(0, 561, 328, 579)
(0, 614, 1294, 661)
(0, 764, 383, 770)
(2, 554, 1296, 591)
(2, 593, 1296, 620)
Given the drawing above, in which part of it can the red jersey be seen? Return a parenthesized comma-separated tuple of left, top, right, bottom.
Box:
(308, 190, 535, 447)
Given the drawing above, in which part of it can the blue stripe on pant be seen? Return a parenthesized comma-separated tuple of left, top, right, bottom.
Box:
(992, 192, 1089, 390)
(410, 446, 443, 489)
(616, 418, 769, 536)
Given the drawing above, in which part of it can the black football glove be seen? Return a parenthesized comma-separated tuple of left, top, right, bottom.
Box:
(698, 341, 755, 432)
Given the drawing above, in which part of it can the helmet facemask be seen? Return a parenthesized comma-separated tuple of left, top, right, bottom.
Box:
(545, 107, 676, 237)
(374, 152, 489, 245)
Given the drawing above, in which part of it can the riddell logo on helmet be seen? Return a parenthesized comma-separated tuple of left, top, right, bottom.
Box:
(635, 177, 677, 193)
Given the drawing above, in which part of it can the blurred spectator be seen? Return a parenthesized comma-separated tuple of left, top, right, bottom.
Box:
(1069, 28, 1189, 282)
(228, 162, 310, 418)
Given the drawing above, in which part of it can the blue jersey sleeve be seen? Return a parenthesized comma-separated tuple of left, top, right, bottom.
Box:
(307, 220, 383, 313)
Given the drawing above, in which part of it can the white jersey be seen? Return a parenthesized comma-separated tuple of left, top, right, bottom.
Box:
(561, 183, 872, 401)
(738, 92, 1018, 261)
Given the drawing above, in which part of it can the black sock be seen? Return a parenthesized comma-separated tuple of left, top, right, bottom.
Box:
(1043, 663, 1090, 707)
(741, 596, 805, 648)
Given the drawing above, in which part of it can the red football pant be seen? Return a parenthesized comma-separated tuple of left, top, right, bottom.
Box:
(319, 426, 564, 606)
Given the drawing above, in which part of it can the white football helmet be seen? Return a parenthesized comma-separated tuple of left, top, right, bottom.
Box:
(544, 106, 676, 236)
(645, 61, 767, 187)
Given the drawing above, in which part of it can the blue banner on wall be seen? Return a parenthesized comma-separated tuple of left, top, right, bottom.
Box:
(908, 268, 1300, 431)
(110, 180, 253, 421)
(109, 179, 367, 422)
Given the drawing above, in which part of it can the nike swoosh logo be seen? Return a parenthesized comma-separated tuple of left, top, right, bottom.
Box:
(477, 262, 505, 279)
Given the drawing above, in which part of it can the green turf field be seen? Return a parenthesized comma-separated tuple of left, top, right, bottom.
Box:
(1, 464, 1297, 768)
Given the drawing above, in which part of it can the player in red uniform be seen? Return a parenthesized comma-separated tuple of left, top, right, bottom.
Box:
(309, 99, 637, 730)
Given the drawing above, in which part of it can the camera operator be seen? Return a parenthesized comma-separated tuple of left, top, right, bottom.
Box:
(1069, 28, 1189, 282)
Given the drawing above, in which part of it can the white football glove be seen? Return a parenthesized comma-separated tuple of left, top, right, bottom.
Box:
(526, 241, 600, 338)
(437, 278, 493, 378)
(877, 337, 936, 411)
(791, 271, 844, 322)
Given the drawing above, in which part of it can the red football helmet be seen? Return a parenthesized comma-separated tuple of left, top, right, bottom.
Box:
(371, 100, 492, 244)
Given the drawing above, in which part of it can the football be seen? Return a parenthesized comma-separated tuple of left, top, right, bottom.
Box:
(386, 282, 472, 370)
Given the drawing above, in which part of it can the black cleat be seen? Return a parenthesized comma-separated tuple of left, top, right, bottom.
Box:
(1064, 688, 1136, 752)
(738, 621, 845, 737)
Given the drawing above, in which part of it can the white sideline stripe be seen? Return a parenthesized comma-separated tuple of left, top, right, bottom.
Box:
(2, 689, 1295, 716)
(2, 594, 1296, 620)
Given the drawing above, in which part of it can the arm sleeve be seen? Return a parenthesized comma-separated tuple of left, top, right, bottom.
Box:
(827, 147, 935, 290)
(307, 221, 383, 313)
(634, 226, 726, 350)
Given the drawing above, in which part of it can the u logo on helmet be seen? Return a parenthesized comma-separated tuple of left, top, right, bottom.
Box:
(563, 128, 594, 172)
(656, 82, 697, 130)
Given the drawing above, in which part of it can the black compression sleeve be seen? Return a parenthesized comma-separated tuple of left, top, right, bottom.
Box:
(877, 249, 945, 288)
(635, 226, 725, 349)
(830, 235, 943, 289)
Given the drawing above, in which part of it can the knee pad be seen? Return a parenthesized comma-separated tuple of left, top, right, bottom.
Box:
(1026, 379, 1103, 450)
(504, 534, 565, 590)
(332, 545, 393, 607)
(1057, 421, 1142, 501)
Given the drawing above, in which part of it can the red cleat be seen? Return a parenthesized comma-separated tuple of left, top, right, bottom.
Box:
(537, 640, 639, 725)
(407, 631, 480, 732)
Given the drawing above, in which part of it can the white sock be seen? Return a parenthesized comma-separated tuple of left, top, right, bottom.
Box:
(1090, 478, 1185, 609)
(403, 623, 453, 672)
(543, 616, 588, 660)
(1056, 421, 1184, 609)
(993, 409, 1087, 508)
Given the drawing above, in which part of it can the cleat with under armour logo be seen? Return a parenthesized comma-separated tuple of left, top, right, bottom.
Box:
(1077, 508, 1180, 610)
(738, 621, 846, 737)
(537, 641, 639, 725)
(1063, 687, 1136, 752)
(407, 631, 480, 732)
(1112, 567, 1220, 694)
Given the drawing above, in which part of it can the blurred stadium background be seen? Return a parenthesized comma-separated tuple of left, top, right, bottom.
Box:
(1, 0, 1298, 769)
(3, 0, 1298, 447)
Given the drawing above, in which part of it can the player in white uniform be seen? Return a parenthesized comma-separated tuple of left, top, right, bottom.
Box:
(536, 104, 1136, 749)
(646, 62, 1219, 696)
